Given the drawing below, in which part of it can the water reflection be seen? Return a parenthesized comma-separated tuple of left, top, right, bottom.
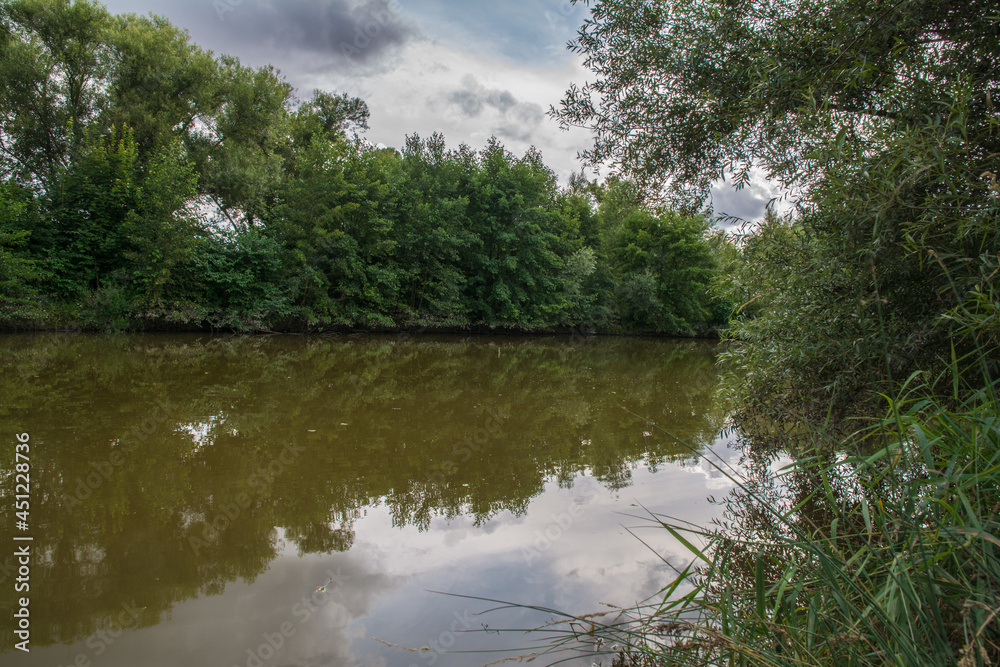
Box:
(0, 334, 728, 664)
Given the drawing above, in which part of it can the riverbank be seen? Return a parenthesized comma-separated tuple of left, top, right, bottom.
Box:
(0, 313, 724, 339)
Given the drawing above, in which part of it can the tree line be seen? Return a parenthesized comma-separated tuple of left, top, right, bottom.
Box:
(0, 0, 731, 334)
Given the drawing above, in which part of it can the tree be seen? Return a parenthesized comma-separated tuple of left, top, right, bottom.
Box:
(44, 126, 142, 296)
(460, 139, 572, 326)
(0, 0, 310, 231)
(0, 181, 40, 319)
(291, 90, 370, 148)
(555, 0, 998, 207)
(186, 228, 291, 330)
(607, 208, 716, 334)
(267, 136, 400, 325)
(103, 11, 220, 158)
(189, 57, 292, 229)
(0, 0, 371, 328)
(0, 0, 112, 186)
(0, 0, 222, 187)
(558, 0, 1000, 423)
(395, 133, 473, 323)
(121, 137, 200, 304)
(40, 126, 200, 310)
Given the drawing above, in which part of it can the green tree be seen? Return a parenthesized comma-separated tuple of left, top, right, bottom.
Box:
(186, 228, 291, 330)
(0, 0, 111, 185)
(0, 0, 738, 335)
(0, 0, 302, 231)
(44, 126, 141, 297)
(395, 133, 473, 324)
(607, 207, 715, 334)
(0, 181, 41, 320)
(558, 0, 1000, 421)
(0, 0, 221, 185)
(268, 137, 399, 325)
(121, 137, 200, 304)
(190, 58, 292, 229)
(103, 11, 221, 158)
(37, 127, 201, 318)
(555, 0, 997, 207)
(461, 139, 573, 326)
(291, 90, 370, 148)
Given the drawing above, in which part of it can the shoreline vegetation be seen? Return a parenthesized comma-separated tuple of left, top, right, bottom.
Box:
(0, 0, 734, 339)
(0, 320, 725, 338)
(0, 328, 726, 343)
(497, 374, 1000, 667)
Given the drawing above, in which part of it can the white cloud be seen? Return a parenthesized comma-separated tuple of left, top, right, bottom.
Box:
(709, 169, 795, 230)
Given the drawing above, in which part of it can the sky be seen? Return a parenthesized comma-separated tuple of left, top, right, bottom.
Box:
(100, 0, 776, 225)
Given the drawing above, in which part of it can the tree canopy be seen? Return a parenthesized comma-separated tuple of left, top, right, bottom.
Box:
(555, 0, 998, 208)
(556, 0, 1000, 425)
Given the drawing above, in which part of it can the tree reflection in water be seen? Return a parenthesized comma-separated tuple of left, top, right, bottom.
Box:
(0, 333, 728, 652)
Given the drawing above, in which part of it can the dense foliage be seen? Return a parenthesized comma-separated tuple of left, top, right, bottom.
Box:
(557, 0, 1000, 426)
(0, 0, 729, 335)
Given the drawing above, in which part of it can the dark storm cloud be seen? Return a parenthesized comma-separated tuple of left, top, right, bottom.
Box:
(447, 89, 486, 117)
(102, 1, 417, 74)
(212, 0, 417, 68)
(446, 75, 518, 117)
(494, 103, 546, 142)
(445, 75, 546, 143)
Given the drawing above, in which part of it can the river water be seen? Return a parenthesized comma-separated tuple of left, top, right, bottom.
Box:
(0, 334, 738, 667)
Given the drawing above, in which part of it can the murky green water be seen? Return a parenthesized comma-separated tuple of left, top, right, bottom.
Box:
(0, 334, 736, 667)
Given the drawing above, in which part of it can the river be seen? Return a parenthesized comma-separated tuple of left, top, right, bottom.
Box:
(0, 333, 738, 667)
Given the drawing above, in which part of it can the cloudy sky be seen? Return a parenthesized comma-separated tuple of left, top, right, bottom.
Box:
(100, 0, 774, 224)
